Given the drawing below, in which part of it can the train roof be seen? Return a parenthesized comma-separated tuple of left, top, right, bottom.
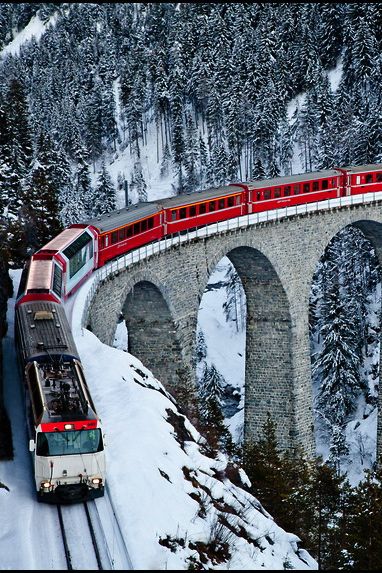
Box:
(341, 163, 382, 173)
(85, 202, 161, 233)
(16, 300, 80, 363)
(85, 186, 242, 232)
(159, 185, 242, 209)
(41, 227, 87, 252)
(241, 169, 340, 189)
(25, 258, 53, 291)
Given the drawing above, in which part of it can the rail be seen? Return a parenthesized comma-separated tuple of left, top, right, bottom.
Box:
(81, 190, 382, 327)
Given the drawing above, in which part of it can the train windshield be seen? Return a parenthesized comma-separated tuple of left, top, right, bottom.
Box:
(36, 429, 103, 456)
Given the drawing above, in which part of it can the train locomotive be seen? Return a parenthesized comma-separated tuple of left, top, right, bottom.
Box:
(14, 296, 105, 503)
(14, 162, 382, 503)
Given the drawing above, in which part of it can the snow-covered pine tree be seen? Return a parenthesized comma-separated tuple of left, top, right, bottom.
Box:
(130, 160, 147, 203)
(223, 262, 246, 332)
(313, 278, 362, 428)
(93, 161, 117, 217)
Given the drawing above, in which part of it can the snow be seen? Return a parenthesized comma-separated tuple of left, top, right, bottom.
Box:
(0, 269, 317, 570)
(0, 12, 58, 59)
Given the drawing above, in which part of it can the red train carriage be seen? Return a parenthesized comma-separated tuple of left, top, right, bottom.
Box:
(161, 185, 247, 235)
(342, 164, 382, 196)
(16, 226, 98, 306)
(84, 202, 163, 268)
(235, 169, 344, 213)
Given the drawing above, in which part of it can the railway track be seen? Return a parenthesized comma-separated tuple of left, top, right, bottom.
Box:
(57, 492, 132, 570)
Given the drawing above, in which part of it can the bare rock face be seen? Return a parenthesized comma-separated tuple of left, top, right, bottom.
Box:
(0, 256, 13, 460)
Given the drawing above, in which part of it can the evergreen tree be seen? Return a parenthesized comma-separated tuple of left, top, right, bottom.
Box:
(198, 363, 234, 455)
(73, 146, 93, 222)
(160, 142, 172, 179)
(244, 413, 285, 518)
(184, 110, 199, 193)
(196, 329, 207, 363)
(130, 160, 147, 203)
(343, 466, 382, 570)
(223, 262, 246, 332)
(93, 161, 116, 216)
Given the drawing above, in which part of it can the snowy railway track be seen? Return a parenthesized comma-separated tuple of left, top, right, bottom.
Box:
(57, 490, 133, 570)
(57, 501, 107, 570)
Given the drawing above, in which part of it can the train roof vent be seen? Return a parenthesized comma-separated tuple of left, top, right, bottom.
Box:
(34, 311, 54, 321)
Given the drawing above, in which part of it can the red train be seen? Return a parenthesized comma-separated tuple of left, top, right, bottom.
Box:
(15, 163, 382, 307)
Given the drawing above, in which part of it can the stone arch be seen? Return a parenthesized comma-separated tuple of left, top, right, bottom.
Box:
(121, 280, 185, 397)
(199, 244, 294, 451)
(308, 219, 382, 464)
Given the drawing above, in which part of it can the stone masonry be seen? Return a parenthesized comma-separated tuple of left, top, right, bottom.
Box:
(85, 202, 382, 459)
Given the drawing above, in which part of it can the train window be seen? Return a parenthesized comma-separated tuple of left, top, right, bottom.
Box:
(111, 231, 118, 244)
(235, 195, 241, 205)
(189, 205, 197, 216)
(171, 210, 177, 221)
(141, 219, 147, 232)
(179, 207, 187, 219)
(321, 180, 328, 190)
(366, 174, 373, 183)
(331, 178, 336, 186)
(256, 192, 261, 201)
(313, 181, 319, 191)
(119, 228, 125, 241)
(284, 186, 291, 196)
(36, 428, 103, 457)
(274, 187, 281, 198)
(126, 225, 133, 237)
(264, 190, 271, 200)
(105, 235, 109, 247)
(52, 264, 63, 298)
(209, 201, 216, 211)
(199, 203, 207, 214)
(133, 222, 140, 235)
(28, 363, 44, 422)
(148, 217, 154, 229)
(377, 173, 382, 182)
(218, 198, 225, 209)
(303, 183, 310, 193)
(228, 196, 235, 207)
(294, 184, 300, 195)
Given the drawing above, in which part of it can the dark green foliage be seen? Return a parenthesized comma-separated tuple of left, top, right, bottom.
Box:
(341, 465, 382, 570)
(243, 415, 360, 570)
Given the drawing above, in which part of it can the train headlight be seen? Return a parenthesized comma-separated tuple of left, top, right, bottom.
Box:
(91, 477, 102, 488)
(40, 481, 51, 491)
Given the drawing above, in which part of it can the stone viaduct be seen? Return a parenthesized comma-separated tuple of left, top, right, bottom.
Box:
(84, 201, 382, 459)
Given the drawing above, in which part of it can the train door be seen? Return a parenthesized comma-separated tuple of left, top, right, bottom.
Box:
(162, 210, 167, 236)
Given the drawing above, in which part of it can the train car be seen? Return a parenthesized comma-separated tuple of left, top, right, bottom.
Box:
(235, 169, 345, 214)
(15, 299, 105, 504)
(16, 225, 98, 306)
(342, 163, 382, 196)
(160, 185, 247, 236)
(84, 201, 163, 268)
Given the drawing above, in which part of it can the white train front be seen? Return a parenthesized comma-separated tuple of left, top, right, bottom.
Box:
(14, 298, 105, 504)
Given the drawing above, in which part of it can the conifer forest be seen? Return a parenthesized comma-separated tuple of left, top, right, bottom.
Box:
(1, 3, 382, 569)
